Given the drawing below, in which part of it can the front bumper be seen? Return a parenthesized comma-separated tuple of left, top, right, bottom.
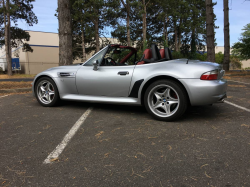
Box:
(179, 79, 227, 106)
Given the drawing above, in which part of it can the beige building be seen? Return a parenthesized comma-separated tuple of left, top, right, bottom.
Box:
(0, 31, 249, 74)
(0, 31, 83, 74)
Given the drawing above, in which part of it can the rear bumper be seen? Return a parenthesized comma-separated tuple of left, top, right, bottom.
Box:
(179, 79, 227, 106)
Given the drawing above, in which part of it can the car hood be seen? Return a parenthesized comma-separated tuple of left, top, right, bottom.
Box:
(33, 64, 82, 81)
(46, 64, 83, 71)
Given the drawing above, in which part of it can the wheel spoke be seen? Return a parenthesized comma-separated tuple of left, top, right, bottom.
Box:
(41, 93, 46, 100)
(163, 88, 171, 98)
(48, 95, 52, 102)
(45, 93, 50, 101)
(45, 83, 49, 91)
(153, 101, 162, 109)
(154, 92, 162, 100)
(163, 104, 171, 114)
(168, 100, 179, 105)
(49, 91, 54, 96)
(40, 86, 46, 92)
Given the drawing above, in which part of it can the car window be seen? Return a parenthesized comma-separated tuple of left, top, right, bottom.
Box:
(84, 47, 108, 66)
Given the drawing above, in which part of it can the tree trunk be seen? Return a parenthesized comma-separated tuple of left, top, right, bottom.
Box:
(178, 18, 182, 51)
(174, 20, 178, 51)
(94, 15, 100, 52)
(165, 17, 169, 47)
(58, 0, 73, 66)
(178, 33, 181, 51)
(163, 21, 166, 43)
(4, 0, 12, 76)
(142, 0, 147, 45)
(126, 0, 131, 46)
(223, 0, 230, 70)
(191, 28, 196, 59)
(206, 0, 215, 62)
(81, 28, 86, 62)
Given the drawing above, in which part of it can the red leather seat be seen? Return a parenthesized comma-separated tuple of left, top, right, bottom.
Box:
(160, 49, 165, 59)
(137, 49, 152, 65)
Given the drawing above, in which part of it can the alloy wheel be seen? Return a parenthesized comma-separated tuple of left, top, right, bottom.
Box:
(147, 84, 180, 118)
(37, 80, 55, 104)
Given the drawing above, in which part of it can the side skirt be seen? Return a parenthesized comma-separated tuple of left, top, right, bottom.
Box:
(61, 94, 141, 105)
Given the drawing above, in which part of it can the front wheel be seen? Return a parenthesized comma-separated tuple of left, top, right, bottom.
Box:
(35, 77, 60, 107)
(144, 80, 188, 121)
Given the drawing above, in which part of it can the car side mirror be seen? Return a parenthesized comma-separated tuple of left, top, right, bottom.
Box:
(93, 60, 99, 71)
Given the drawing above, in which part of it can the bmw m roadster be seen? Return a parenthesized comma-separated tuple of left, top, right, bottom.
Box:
(32, 44, 227, 121)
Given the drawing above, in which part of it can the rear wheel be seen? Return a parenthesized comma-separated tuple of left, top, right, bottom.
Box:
(35, 77, 60, 107)
(144, 79, 188, 121)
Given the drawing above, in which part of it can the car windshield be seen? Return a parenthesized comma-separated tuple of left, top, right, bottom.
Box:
(84, 46, 108, 66)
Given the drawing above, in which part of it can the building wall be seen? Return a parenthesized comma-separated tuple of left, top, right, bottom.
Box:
(241, 60, 250, 69)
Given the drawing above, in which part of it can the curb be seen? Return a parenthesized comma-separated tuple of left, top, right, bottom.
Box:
(225, 74, 250, 76)
(0, 88, 32, 93)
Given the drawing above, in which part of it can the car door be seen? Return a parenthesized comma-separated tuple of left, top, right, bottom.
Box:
(76, 65, 135, 97)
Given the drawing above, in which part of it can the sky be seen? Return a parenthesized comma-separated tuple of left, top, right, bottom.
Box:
(17, 0, 250, 47)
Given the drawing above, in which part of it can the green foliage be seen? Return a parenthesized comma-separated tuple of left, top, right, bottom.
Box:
(0, 67, 3, 74)
(162, 36, 168, 48)
(230, 56, 242, 70)
(0, 0, 37, 52)
(69, 0, 120, 60)
(136, 49, 144, 62)
(63, 0, 217, 61)
(232, 23, 250, 60)
(184, 51, 242, 69)
(172, 51, 184, 59)
(142, 40, 148, 51)
(196, 53, 207, 61)
(215, 52, 224, 64)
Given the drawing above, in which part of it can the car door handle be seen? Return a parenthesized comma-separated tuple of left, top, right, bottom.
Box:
(118, 71, 129, 76)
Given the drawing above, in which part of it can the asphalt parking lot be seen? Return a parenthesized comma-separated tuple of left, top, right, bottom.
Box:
(0, 77, 250, 187)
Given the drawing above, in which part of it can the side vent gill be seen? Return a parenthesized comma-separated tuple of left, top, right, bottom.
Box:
(58, 72, 76, 77)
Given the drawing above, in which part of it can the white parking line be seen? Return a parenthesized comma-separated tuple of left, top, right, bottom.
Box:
(225, 101, 250, 112)
(43, 107, 93, 164)
(228, 80, 250, 85)
(0, 95, 8, 98)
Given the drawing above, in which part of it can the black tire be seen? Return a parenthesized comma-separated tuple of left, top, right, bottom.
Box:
(144, 79, 188, 121)
(35, 77, 60, 107)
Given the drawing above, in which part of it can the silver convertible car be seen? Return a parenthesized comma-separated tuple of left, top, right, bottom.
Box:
(32, 44, 227, 121)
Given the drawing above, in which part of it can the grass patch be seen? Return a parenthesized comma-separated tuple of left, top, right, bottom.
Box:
(0, 74, 36, 79)
(0, 81, 32, 89)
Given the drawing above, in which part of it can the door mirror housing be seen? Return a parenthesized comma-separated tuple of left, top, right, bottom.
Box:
(93, 60, 99, 71)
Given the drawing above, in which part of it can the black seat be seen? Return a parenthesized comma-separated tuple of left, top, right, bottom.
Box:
(159, 47, 173, 61)
(151, 44, 162, 62)
(165, 48, 173, 60)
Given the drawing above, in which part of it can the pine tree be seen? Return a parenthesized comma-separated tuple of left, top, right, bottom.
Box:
(0, 0, 37, 75)
(223, 0, 230, 70)
(71, 0, 95, 62)
(58, 0, 73, 65)
(206, 0, 215, 62)
(121, 0, 132, 46)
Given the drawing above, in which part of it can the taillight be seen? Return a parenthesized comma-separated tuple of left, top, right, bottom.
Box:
(200, 70, 218, 80)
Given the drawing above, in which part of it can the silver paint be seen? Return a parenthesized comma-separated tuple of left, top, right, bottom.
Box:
(32, 47, 227, 106)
